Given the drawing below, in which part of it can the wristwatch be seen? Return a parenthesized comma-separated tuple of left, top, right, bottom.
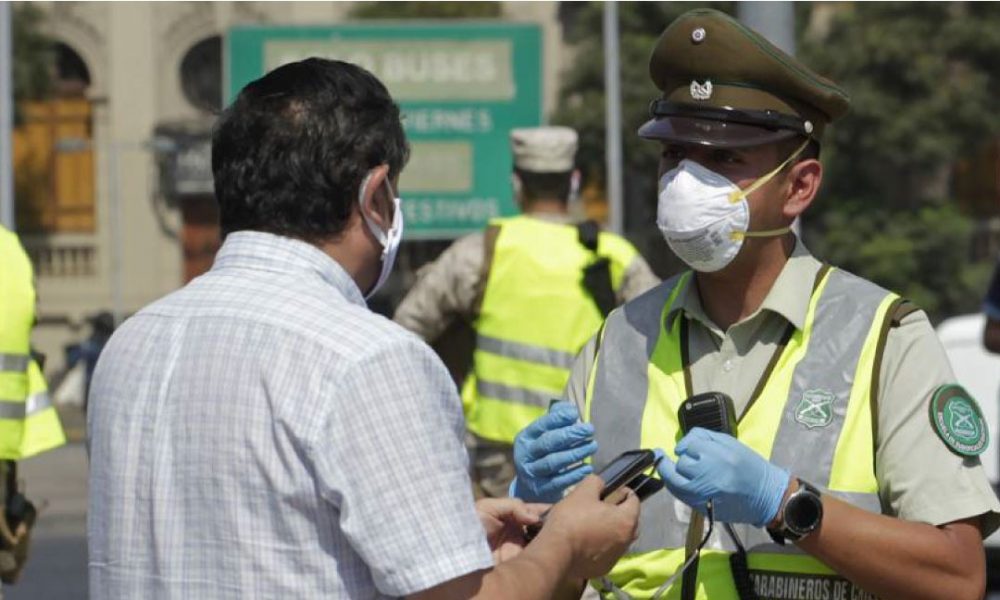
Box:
(767, 478, 823, 544)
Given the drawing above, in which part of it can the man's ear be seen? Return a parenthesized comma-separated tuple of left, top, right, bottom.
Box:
(359, 164, 392, 228)
(782, 159, 822, 220)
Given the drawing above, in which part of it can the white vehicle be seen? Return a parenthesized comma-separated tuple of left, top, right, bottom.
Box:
(936, 312, 1000, 591)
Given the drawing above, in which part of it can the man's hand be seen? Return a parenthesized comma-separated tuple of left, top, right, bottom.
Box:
(657, 428, 791, 526)
(512, 402, 597, 503)
(476, 497, 549, 563)
(540, 475, 640, 580)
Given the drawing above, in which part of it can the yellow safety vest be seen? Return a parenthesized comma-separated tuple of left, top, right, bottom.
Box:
(584, 266, 899, 600)
(462, 215, 639, 444)
(0, 226, 65, 459)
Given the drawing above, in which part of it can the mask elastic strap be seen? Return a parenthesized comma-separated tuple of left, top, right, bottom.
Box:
(360, 169, 395, 248)
(727, 138, 811, 204)
(730, 226, 792, 241)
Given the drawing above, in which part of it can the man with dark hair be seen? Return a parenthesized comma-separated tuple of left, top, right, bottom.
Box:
(87, 59, 639, 599)
(395, 126, 658, 500)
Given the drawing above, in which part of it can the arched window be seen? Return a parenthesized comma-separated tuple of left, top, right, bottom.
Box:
(14, 41, 96, 242)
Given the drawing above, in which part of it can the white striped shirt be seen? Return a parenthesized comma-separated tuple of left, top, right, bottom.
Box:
(87, 231, 492, 599)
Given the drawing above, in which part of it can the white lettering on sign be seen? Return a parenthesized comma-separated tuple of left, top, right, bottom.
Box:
(382, 51, 498, 85)
(264, 39, 514, 101)
(403, 198, 500, 226)
(405, 109, 494, 134)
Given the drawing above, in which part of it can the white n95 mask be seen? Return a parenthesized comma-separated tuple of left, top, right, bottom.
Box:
(656, 140, 808, 273)
(360, 174, 404, 299)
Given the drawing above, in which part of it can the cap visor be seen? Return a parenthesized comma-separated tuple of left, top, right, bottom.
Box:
(638, 116, 798, 148)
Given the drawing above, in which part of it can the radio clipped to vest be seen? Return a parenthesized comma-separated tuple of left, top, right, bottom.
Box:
(678, 393, 758, 600)
(577, 220, 616, 317)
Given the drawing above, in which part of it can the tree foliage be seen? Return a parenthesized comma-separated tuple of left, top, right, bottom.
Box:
(798, 2, 1000, 320)
(12, 3, 53, 105)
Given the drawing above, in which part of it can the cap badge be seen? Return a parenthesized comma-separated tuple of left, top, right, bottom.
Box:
(691, 27, 706, 44)
(690, 80, 713, 101)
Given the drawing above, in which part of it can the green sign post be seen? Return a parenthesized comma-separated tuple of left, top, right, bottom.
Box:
(226, 23, 542, 239)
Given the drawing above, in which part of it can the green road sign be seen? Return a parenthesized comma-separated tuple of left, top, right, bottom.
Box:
(226, 23, 542, 239)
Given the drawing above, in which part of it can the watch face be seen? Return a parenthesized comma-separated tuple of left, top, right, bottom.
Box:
(786, 489, 823, 534)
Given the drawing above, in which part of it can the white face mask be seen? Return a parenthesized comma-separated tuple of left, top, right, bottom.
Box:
(656, 140, 807, 273)
(360, 173, 404, 299)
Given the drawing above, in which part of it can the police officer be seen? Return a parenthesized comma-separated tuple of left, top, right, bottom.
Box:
(394, 126, 658, 498)
(511, 9, 1000, 600)
(0, 224, 65, 591)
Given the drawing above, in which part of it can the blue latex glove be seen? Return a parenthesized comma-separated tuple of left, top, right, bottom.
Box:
(511, 401, 598, 503)
(656, 428, 790, 527)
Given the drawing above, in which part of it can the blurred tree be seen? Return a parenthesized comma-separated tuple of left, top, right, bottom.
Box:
(350, 1, 501, 19)
(799, 2, 1000, 320)
(12, 3, 54, 111)
(800, 2, 1000, 211)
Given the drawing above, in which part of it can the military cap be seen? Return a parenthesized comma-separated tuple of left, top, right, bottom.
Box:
(510, 126, 578, 173)
(639, 8, 850, 147)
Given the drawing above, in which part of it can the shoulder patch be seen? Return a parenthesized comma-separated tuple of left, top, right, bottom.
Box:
(929, 384, 988, 457)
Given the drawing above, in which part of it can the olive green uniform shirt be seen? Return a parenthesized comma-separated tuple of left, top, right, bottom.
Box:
(566, 239, 1000, 533)
(393, 213, 660, 342)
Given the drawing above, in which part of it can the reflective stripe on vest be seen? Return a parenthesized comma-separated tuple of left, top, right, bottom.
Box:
(0, 353, 29, 373)
(464, 216, 639, 443)
(586, 267, 898, 599)
(0, 391, 53, 419)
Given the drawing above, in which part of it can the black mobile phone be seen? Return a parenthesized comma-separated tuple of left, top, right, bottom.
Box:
(597, 449, 657, 501)
(524, 449, 662, 542)
(678, 391, 738, 436)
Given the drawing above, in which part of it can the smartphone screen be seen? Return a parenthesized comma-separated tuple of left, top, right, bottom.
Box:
(597, 449, 655, 500)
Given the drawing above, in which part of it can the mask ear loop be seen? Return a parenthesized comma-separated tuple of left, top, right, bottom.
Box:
(360, 168, 394, 247)
(727, 138, 811, 205)
(726, 138, 811, 242)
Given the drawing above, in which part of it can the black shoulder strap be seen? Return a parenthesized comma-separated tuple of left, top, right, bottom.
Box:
(472, 224, 502, 318)
(576, 220, 616, 317)
(577, 219, 600, 252)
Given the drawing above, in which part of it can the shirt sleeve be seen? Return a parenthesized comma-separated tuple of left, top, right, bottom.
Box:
(876, 309, 1000, 535)
(984, 262, 1000, 321)
(393, 233, 486, 343)
(617, 255, 661, 304)
(310, 336, 493, 596)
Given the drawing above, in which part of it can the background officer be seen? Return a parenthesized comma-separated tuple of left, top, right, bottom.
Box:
(394, 126, 658, 498)
(511, 9, 1000, 600)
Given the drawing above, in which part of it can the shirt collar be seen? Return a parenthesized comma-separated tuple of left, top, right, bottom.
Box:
(667, 237, 822, 332)
(212, 231, 366, 307)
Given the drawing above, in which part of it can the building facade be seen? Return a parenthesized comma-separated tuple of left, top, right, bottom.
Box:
(16, 1, 569, 376)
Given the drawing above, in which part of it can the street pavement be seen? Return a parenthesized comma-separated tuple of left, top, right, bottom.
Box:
(5, 409, 87, 600)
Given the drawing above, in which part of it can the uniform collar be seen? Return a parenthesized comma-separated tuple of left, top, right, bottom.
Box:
(526, 211, 577, 225)
(667, 237, 822, 333)
(212, 231, 366, 307)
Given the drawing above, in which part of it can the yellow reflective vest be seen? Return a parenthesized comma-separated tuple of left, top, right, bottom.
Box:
(584, 267, 899, 600)
(462, 215, 640, 444)
(0, 226, 65, 459)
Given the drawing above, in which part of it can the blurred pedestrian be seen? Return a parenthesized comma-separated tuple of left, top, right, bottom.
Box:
(395, 126, 658, 498)
(87, 58, 639, 600)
